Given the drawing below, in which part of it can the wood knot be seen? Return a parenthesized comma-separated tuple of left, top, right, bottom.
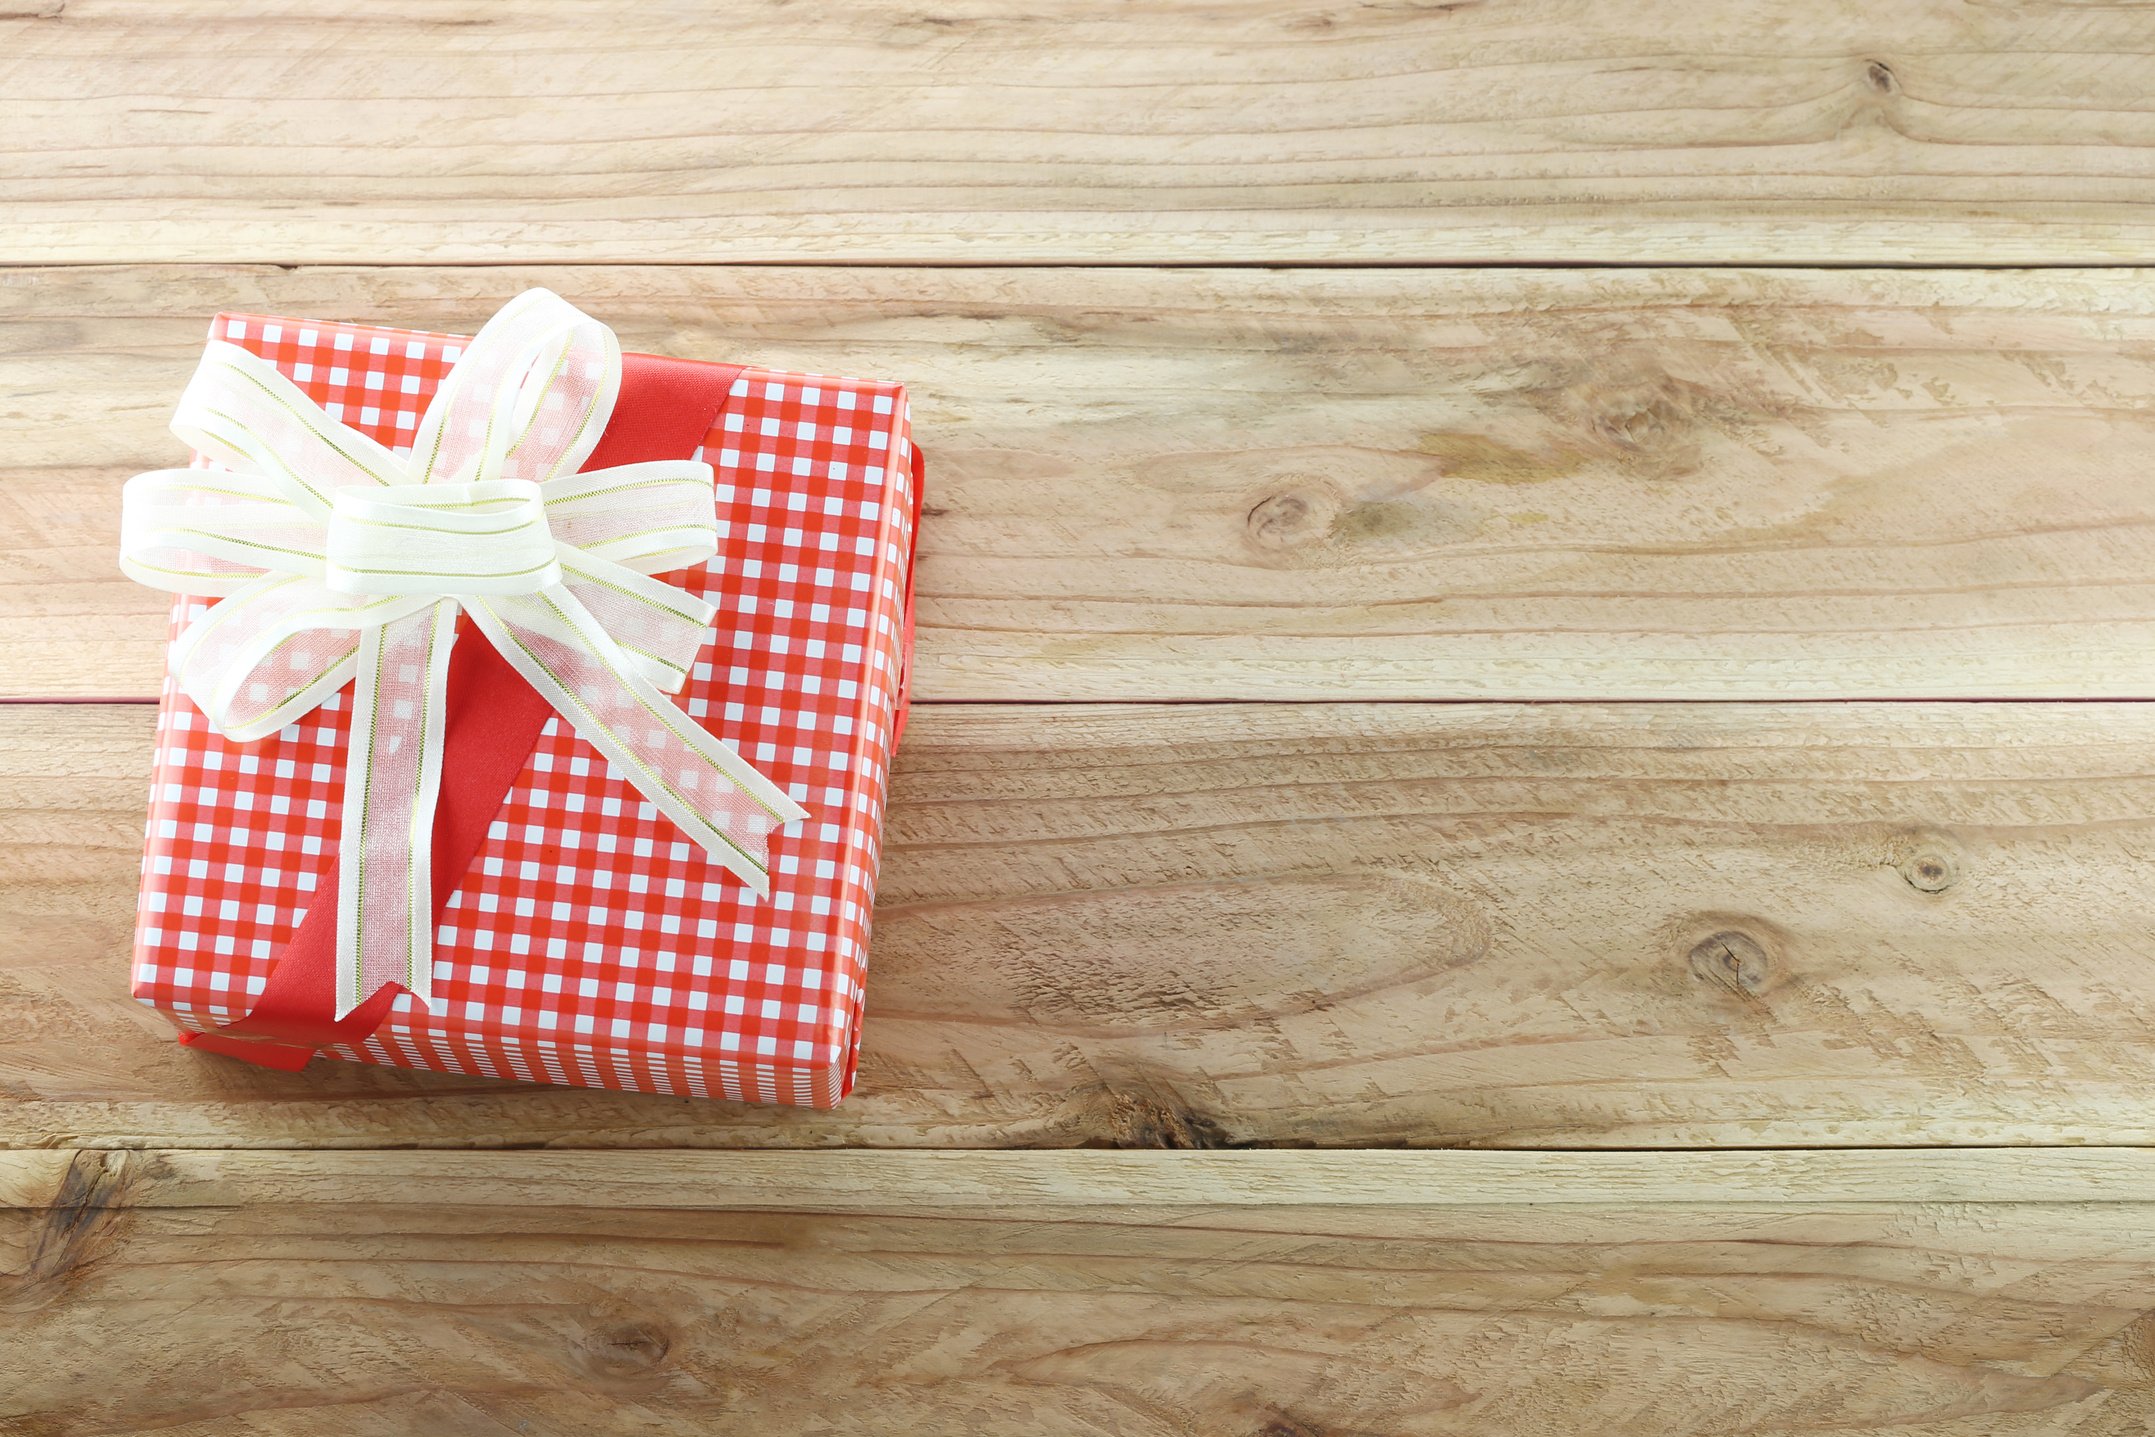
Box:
(1594, 389, 1685, 452)
(578, 1319, 672, 1379)
(1086, 1089, 1230, 1149)
(3, 1150, 139, 1312)
(1246, 489, 1335, 551)
(1510, 358, 1722, 481)
(1884, 829, 1964, 895)
(1864, 59, 1897, 95)
(1687, 930, 1774, 998)
(1900, 851, 1957, 893)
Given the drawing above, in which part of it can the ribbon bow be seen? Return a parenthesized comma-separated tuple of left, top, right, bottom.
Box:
(120, 289, 808, 1019)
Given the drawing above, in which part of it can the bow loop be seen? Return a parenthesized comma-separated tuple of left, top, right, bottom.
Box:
(543, 461, 723, 575)
(121, 290, 807, 1020)
(411, 290, 621, 489)
(174, 340, 403, 512)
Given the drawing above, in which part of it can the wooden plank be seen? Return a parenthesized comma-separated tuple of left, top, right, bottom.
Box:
(12, 700, 2155, 1151)
(5, 1148, 2155, 1434)
(12, 1147, 2155, 1210)
(11, 264, 2155, 703)
(9, 2, 2155, 266)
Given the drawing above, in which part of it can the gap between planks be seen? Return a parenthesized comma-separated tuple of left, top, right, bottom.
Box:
(30, 260, 2155, 272)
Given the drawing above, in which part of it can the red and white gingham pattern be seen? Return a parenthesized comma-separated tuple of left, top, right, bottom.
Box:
(130, 311, 915, 1105)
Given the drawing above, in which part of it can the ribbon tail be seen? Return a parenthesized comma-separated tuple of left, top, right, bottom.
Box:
(467, 589, 807, 895)
(555, 548, 719, 695)
(334, 601, 459, 1018)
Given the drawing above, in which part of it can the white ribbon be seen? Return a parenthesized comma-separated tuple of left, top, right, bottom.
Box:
(121, 289, 808, 1019)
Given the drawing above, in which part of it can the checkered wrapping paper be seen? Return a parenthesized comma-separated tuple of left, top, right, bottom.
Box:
(130, 310, 917, 1105)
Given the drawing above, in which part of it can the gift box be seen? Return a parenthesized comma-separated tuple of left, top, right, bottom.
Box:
(126, 296, 919, 1106)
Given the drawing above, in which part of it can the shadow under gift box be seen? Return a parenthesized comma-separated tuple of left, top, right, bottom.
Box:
(130, 311, 919, 1107)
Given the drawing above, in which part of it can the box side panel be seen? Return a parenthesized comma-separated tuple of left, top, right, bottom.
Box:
(318, 1028, 849, 1107)
(816, 386, 917, 1087)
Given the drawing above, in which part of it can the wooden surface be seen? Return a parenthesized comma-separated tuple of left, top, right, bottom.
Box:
(9, 3, 2155, 1432)
(14, 264, 2155, 702)
(10, 1, 2155, 266)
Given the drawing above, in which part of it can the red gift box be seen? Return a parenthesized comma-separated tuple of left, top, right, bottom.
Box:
(129, 306, 919, 1106)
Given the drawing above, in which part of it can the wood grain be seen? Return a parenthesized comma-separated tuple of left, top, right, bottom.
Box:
(10, 1, 2155, 266)
(6, 1148, 2155, 1435)
(14, 700, 2155, 1152)
(12, 263, 2155, 702)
